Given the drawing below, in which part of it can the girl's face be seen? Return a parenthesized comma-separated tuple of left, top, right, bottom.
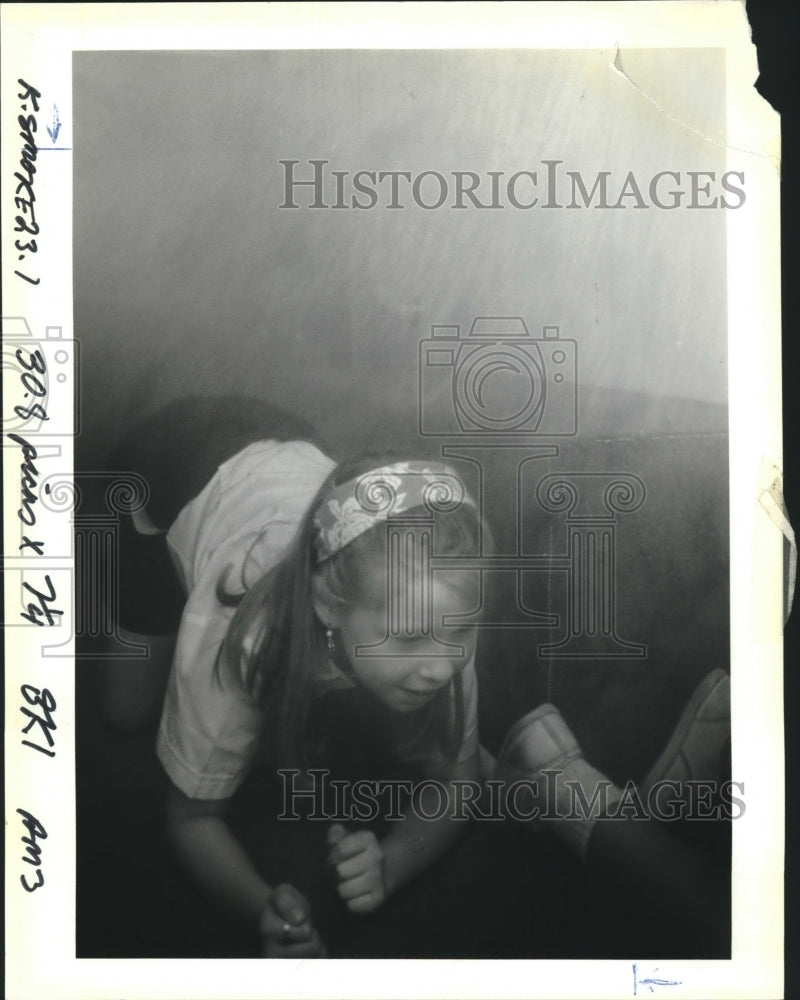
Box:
(335, 572, 478, 713)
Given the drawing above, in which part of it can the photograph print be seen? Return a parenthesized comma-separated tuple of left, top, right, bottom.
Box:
(69, 41, 741, 964)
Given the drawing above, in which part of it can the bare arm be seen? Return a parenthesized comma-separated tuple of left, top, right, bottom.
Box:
(382, 751, 481, 896)
(166, 782, 325, 956)
(327, 751, 482, 912)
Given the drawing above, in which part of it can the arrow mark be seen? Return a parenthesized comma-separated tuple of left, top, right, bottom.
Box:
(633, 963, 682, 995)
(46, 104, 62, 143)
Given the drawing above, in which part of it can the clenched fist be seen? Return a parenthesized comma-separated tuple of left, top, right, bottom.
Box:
(258, 883, 326, 958)
(327, 823, 386, 914)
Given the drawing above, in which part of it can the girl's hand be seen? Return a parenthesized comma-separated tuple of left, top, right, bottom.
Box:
(258, 883, 327, 958)
(327, 823, 386, 914)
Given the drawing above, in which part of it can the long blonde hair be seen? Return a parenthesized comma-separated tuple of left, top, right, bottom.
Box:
(216, 452, 490, 769)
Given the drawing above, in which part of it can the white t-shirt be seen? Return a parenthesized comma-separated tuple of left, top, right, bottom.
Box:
(156, 439, 479, 800)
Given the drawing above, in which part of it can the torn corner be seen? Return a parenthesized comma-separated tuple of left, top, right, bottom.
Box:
(743, 0, 778, 120)
(738, 0, 783, 175)
(758, 459, 797, 624)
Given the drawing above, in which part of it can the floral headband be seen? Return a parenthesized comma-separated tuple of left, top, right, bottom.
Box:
(313, 460, 476, 563)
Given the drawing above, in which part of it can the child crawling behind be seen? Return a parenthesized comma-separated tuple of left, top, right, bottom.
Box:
(149, 439, 488, 956)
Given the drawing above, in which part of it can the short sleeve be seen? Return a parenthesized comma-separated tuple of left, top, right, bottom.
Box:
(156, 440, 335, 799)
(156, 602, 264, 799)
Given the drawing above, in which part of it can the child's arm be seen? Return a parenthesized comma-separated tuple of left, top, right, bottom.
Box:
(327, 750, 481, 913)
(383, 750, 481, 896)
(166, 782, 326, 956)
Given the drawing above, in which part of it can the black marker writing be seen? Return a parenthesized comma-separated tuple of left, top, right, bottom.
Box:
(20, 685, 57, 757)
(17, 809, 47, 892)
(14, 80, 42, 286)
(7, 431, 43, 528)
(20, 536, 45, 555)
(13, 345, 49, 425)
(20, 574, 62, 626)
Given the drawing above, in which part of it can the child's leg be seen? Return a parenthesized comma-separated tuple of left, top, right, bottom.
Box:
(494, 675, 731, 956)
(101, 504, 184, 733)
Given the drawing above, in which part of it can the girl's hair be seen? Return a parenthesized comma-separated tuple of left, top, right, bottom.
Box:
(216, 451, 491, 770)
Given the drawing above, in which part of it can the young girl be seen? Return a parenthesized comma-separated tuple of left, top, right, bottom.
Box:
(109, 401, 489, 957)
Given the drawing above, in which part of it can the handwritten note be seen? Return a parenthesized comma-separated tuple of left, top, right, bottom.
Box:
(14, 80, 42, 286)
(7, 78, 63, 923)
(17, 808, 48, 892)
(20, 684, 57, 757)
(8, 341, 62, 630)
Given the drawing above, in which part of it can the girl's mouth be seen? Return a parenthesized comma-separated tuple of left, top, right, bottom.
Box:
(400, 687, 438, 701)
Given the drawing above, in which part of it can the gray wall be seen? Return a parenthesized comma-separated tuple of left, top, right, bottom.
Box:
(74, 48, 727, 464)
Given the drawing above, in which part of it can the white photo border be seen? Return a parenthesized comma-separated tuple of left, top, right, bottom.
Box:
(3, 3, 783, 999)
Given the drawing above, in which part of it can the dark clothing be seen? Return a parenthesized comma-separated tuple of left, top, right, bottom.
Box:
(107, 396, 319, 634)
